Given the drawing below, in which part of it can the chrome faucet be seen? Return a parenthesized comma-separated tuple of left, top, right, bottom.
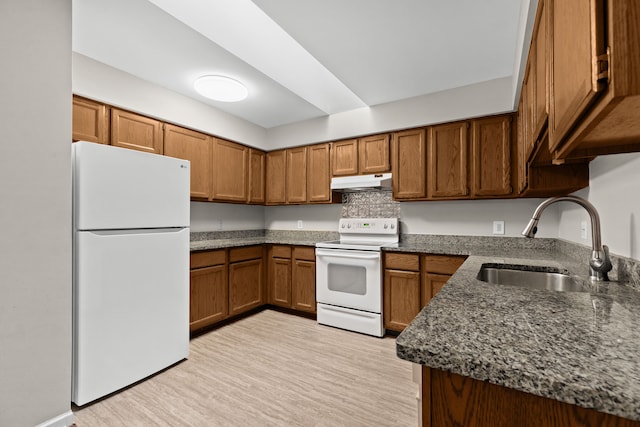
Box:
(522, 195, 612, 281)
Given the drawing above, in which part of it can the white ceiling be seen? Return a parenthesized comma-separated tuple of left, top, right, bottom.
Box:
(72, 0, 525, 129)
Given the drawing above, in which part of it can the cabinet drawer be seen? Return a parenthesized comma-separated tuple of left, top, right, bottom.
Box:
(190, 250, 226, 269)
(271, 245, 292, 259)
(422, 255, 467, 275)
(293, 246, 315, 261)
(385, 253, 420, 271)
(229, 245, 263, 263)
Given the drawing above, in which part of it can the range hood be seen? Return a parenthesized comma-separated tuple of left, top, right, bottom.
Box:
(330, 173, 392, 192)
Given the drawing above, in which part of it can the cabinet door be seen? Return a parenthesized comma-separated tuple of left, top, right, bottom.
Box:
(307, 143, 331, 203)
(359, 134, 390, 174)
(471, 115, 513, 197)
(190, 265, 228, 331)
(212, 138, 248, 202)
(269, 257, 292, 308)
(286, 147, 308, 204)
(384, 269, 421, 332)
(163, 124, 212, 200)
(427, 122, 468, 198)
(292, 259, 316, 313)
(331, 139, 358, 176)
(516, 100, 528, 194)
(228, 258, 263, 316)
(533, 0, 549, 140)
(248, 149, 265, 204)
(421, 273, 451, 308)
(266, 150, 286, 205)
(72, 96, 108, 144)
(548, 0, 606, 151)
(391, 129, 427, 199)
(110, 108, 163, 154)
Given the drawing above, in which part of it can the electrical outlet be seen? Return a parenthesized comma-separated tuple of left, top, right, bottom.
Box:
(297, 220, 303, 229)
(493, 220, 505, 235)
(580, 220, 588, 240)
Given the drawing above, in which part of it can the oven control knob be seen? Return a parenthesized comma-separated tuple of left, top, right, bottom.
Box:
(341, 223, 345, 228)
(384, 224, 388, 229)
(391, 223, 395, 229)
(347, 224, 352, 229)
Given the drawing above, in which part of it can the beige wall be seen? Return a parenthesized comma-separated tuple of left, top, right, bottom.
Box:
(0, 1, 73, 426)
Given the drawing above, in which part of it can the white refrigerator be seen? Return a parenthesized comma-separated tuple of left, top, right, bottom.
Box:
(72, 141, 190, 406)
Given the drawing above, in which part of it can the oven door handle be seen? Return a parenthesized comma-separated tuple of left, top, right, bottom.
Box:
(315, 248, 381, 260)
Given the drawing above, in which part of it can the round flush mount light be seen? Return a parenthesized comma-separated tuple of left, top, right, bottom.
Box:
(193, 75, 248, 102)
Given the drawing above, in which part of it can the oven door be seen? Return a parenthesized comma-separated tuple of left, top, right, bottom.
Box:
(315, 247, 382, 313)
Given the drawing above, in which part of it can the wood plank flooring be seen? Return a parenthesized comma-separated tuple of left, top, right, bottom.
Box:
(73, 309, 418, 426)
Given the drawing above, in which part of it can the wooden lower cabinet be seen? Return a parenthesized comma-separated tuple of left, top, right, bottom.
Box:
(423, 367, 640, 427)
(228, 246, 264, 316)
(421, 254, 467, 307)
(189, 250, 228, 332)
(384, 252, 467, 332)
(269, 246, 292, 307)
(268, 245, 316, 314)
(384, 269, 421, 331)
(292, 247, 316, 313)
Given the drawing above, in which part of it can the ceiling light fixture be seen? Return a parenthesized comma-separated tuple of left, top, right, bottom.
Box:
(194, 75, 248, 102)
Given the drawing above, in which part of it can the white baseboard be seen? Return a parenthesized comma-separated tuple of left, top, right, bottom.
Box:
(35, 410, 74, 427)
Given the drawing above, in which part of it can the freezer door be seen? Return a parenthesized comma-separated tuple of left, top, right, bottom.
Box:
(73, 141, 190, 230)
(72, 227, 189, 406)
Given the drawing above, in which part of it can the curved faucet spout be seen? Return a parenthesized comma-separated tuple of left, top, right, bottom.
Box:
(521, 195, 612, 281)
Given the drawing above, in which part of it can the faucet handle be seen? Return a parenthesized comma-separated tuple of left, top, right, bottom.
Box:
(590, 245, 612, 281)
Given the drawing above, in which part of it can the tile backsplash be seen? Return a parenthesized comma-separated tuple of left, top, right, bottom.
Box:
(341, 190, 401, 218)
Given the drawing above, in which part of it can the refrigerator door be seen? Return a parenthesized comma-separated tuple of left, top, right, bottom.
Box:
(73, 141, 190, 230)
(72, 227, 189, 406)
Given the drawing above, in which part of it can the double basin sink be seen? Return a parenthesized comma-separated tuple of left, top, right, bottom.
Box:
(477, 263, 589, 293)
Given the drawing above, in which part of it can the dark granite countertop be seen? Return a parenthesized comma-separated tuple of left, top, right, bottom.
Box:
(395, 240, 640, 422)
(189, 230, 337, 252)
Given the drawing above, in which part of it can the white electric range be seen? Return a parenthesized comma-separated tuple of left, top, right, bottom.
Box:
(315, 218, 399, 337)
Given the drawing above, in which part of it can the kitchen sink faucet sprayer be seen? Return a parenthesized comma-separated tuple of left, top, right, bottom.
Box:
(522, 195, 612, 282)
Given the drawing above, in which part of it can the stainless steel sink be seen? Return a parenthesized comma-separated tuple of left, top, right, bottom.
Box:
(477, 264, 589, 293)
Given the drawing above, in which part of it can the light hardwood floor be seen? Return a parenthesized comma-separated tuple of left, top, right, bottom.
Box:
(73, 309, 418, 426)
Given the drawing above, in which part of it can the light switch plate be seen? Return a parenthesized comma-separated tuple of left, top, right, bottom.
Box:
(493, 220, 505, 235)
(297, 220, 303, 229)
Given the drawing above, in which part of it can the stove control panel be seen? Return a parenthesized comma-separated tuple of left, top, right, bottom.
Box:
(338, 218, 398, 234)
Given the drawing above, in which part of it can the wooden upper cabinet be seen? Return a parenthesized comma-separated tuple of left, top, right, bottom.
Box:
(471, 115, 513, 197)
(427, 122, 468, 198)
(516, 102, 528, 195)
(548, 0, 606, 152)
(163, 124, 212, 200)
(359, 134, 390, 174)
(286, 147, 308, 204)
(212, 138, 248, 202)
(307, 143, 331, 203)
(548, 0, 640, 160)
(331, 139, 358, 176)
(111, 108, 163, 154)
(248, 149, 265, 204)
(532, 0, 548, 141)
(72, 96, 108, 144)
(391, 128, 427, 199)
(266, 150, 286, 205)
